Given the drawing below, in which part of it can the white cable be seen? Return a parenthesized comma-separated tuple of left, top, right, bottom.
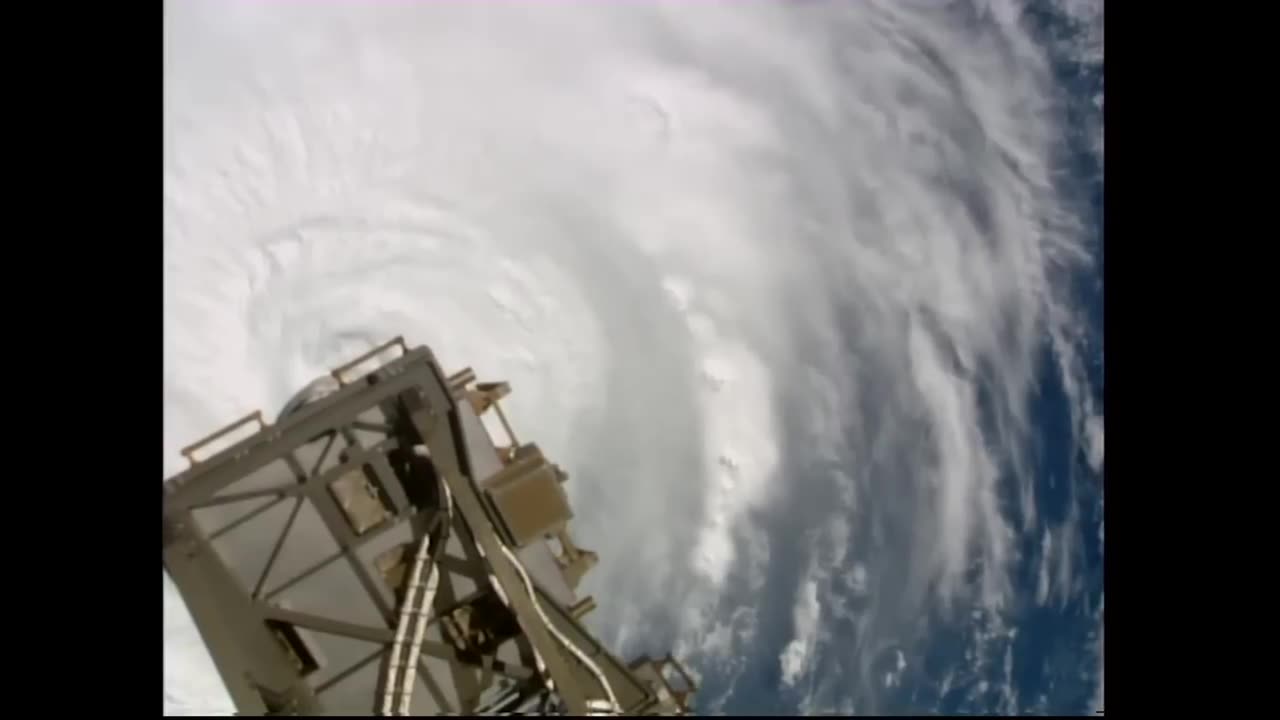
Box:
(586, 698, 621, 715)
(497, 542, 622, 714)
(396, 483, 450, 714)
(390, 449, 618, 713)
(381, 534, 435, 715)
(474, 538, 547, 685)
(380, 448, 452, 716)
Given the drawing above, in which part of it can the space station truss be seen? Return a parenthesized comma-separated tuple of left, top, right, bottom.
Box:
(162, 338, 698, 716)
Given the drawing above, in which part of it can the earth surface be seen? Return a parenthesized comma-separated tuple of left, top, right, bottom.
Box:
(163, 0, 1104, 715)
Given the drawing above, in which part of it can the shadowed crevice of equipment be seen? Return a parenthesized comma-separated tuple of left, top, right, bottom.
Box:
(163, 338, 698, 716)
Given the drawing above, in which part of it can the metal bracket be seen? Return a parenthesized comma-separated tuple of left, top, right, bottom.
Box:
(181, 411, 266, 467)
(331, 336, 409, 386)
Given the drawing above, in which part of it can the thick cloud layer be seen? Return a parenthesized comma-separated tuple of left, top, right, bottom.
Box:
(164, 1, 1102, 715)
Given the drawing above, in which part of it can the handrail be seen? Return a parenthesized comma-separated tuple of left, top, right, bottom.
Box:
(331, 337, 409, 386)
(180, 410, 266, 466)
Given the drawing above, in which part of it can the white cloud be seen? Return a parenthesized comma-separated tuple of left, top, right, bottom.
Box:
(1036, 529, 1053, 606)
(1054, 0, 1104, 68)
(849, 563, 869, 597)
(163, 574, 235, 714)
(1085, 414, 1105, 473)
(780, 579, 823, 687)
(687, 327, 780, 588)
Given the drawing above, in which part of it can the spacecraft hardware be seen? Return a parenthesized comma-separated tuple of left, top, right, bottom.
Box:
(162, 338, 698, 715)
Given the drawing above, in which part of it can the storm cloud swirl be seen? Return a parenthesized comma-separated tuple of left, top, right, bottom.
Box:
(164, 1, 1103, 715)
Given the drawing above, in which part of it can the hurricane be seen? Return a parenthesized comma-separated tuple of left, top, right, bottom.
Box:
(164, 0, 1104, 714)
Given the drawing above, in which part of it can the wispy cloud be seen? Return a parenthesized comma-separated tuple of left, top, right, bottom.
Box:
(779, 579, 822, 687)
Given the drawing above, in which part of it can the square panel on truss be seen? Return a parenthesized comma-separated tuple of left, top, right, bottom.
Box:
(484, 461, 573, 548)
(328, 465, 392, 535)
(266, 613, 326, 678)
(373, 542, 414, 597)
